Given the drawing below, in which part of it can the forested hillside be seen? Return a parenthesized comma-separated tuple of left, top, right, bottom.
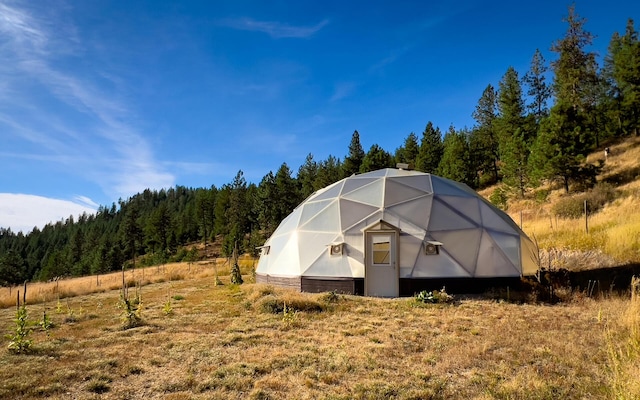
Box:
(1, 7, 639, 285)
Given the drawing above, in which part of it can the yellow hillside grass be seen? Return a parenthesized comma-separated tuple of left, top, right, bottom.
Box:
(606, 277, 640, 399)
(0, 256, 257, 309)
(511, 194, 640, 267)
(490, 136, 640, 268)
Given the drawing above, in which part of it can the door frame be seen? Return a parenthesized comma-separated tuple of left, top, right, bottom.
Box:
(363, 220, 400, 297)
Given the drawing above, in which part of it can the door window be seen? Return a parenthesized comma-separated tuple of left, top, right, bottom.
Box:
(372, 234, 391, 265)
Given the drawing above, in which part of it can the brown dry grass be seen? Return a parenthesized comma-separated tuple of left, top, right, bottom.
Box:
(0, 257, 258, 309)
(0, 273, 637, 399)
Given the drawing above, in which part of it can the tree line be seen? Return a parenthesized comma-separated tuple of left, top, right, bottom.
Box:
(1, 6, 639, 285)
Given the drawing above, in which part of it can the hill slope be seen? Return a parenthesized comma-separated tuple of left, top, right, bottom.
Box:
(480, 135, 640, 271)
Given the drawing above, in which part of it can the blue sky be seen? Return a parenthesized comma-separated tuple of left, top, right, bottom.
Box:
(1, 0, 638, 233)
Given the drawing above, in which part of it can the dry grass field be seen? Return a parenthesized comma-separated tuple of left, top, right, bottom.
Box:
(2, 137, 640, 399)
(1, 271, 639, 400)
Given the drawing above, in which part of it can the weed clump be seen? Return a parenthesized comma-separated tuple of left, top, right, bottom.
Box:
(7, 305, 33, 353)
(414, 287, 454, 304)
(118, 284, 143, 329)
(254, 292, 324, 314)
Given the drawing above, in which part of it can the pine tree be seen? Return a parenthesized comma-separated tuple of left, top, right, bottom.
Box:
(551, 5, 598, 113)
(360, 144, 394, 173)
(437, 126, 475, 187)
(495, 66, 533, 198)
(471, 85, 500, 184)
(342, 130, 365, 177)
(606, 19, 640, 136)
(532, 5, 599, 192)
(315, 155, 343, 190)
(274, 163, 300, 224)
(395, 132, 419, 167)
(523, 49, 552, 123)
(297, 153, 318, 199)
(415, 122, 443, 173)
(120, 203, 143, 269)
(256, 171, 277, 237)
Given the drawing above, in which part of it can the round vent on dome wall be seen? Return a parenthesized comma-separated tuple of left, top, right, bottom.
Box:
(330, 244, 344, 255)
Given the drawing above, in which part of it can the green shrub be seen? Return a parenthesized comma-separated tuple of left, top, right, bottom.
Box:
(7, 305, 33, 353)
(534, 189, 550, 204)
(489, 186, 508, 210)
(553, 184, 618, 219)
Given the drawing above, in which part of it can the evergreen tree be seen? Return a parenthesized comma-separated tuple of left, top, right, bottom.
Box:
(471, 85, 500, 184)
(315, 155, 343, 190)
(120, 202, 143, 269)
(530, 103, 594, 192)
(342, 130, 365, 177)
(360, 144, 394, 173)
(437, 126, 475, 187)
(523, 49, 552, 123)
(225, 171, 248, 254)
(532, 5, 599, 192)
(415, 122, 443, 173)
(147, 202, 172, 254)
(394, 132, 419, 167)
(195, 187, 216, 248)
(256, 171, 278, 237)
(297, 153, 318, 199)
(274, 163, 300, 224)
(606, 19, 640, 136)
(495, 66, 533, 198)
(551, 5, 598, 114)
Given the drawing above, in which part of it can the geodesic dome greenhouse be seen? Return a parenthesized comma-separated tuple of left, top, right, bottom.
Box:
(256, 168, 539, 297)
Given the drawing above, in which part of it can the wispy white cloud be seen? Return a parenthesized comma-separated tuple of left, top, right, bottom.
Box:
(0, 1, 175, 200)
(0, 193, 97, 233)
(369, 44, 414, 74)
(330, 82, 357, 102)
(220, 17, 329, 38)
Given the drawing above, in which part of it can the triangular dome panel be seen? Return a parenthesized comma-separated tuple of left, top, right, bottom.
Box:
(437, 195, 482, 225)
(268, 234, 301, 276)
(299, 200, 340, 232)
(297, 231, 340, 273)
(303, 253, 354, 277)
(431, 176, 472, 197)
(384, 179, 428, 207)
(299, 199, 334, 227)
(479, 201, 519, 234)
(341, 177, 378, 196)
(412, 251, 472, 278)
(428, 198, 478, 231)
(475, 231, 520, 277)
(521, 236, 539, 276)
(387, 195, 433, 228)
(339, 199, 379, 229)
(491, 231, 521, 271)
(398, 234, 423, 277)
(342, 179, 384, 207)
(309, 181, 344, 202)
(390, 175, 433, 193)
(431, 228, 482, 275)
(270, 207, 302, 238)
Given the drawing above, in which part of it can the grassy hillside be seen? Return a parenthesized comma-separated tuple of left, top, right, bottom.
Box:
(481, 135, 640, 270)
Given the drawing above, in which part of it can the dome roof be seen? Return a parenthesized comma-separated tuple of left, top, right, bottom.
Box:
(257, 168, 538, 281)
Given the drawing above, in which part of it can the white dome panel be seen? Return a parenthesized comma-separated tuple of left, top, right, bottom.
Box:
(428, 198, 478, 231)
(390, 175, 433, 193)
